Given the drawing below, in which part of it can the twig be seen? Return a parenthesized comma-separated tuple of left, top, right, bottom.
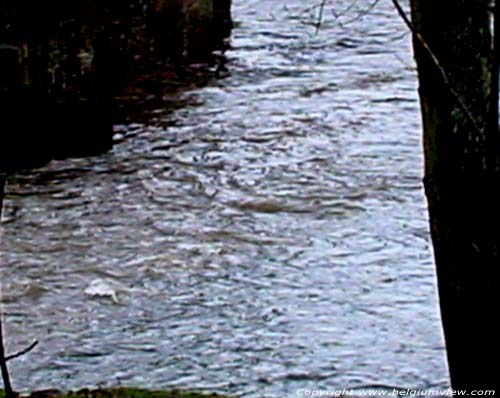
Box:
(315, 0, 327, 35)
(340, 0, 382, 26)
(0, 175, 13, 396)
(0, 319, 14, 397)
(309, 0, 383, 36)
(390, 0, 485, 137)
(5, 341, 39, 362)
(0, 175, 15, 397)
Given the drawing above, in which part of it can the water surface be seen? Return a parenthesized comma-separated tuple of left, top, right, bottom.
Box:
(1, 1, 448, 396)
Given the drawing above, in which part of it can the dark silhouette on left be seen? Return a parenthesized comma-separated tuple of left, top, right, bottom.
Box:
(1, 43, 113, 173)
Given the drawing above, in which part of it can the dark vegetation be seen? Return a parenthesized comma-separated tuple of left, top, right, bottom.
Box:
(0, 0, 232, 171)
(0, 388, 229, 398)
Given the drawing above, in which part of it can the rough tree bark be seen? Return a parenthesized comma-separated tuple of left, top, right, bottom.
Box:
(409, 0, 498, 389)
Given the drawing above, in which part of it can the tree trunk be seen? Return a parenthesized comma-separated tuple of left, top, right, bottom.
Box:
(410, 0, 498, 389)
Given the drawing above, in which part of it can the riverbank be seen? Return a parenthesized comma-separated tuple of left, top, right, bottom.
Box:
(0, 0, 232, 171)
(0, 388, 229, 398)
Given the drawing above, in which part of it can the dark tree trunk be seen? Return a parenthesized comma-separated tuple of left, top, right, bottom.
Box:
(410, 0, 498, 389)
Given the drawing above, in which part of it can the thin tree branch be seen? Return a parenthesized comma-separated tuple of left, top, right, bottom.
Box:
(315, 0, 327, 35)
(0, 175, 15, 397)
(5, 341, 39, 362)
(311, 0, 382, 33)
(391, 0, 485, 137)
(340, 0, 381, 26)
(0, 320, 14, 397)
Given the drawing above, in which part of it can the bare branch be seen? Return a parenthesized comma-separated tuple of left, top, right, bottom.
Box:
(315, 0, 327, 35)
(0, 306, 15, 397)
(1, 174, 16, 397)
(5, 340, 39, 362)
(312, 0, 382, 34)
(340, 0, 382, 26)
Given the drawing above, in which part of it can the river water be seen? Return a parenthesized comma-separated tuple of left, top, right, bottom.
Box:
(1, 0, 449, 396)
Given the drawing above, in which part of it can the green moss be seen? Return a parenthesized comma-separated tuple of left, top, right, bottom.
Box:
(0, 388, 230, 398)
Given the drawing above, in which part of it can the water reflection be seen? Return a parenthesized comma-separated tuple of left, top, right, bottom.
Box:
(1, 0, 448, 397)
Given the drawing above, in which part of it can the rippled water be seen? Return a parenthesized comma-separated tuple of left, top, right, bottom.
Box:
(1, 1, 449, 396)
